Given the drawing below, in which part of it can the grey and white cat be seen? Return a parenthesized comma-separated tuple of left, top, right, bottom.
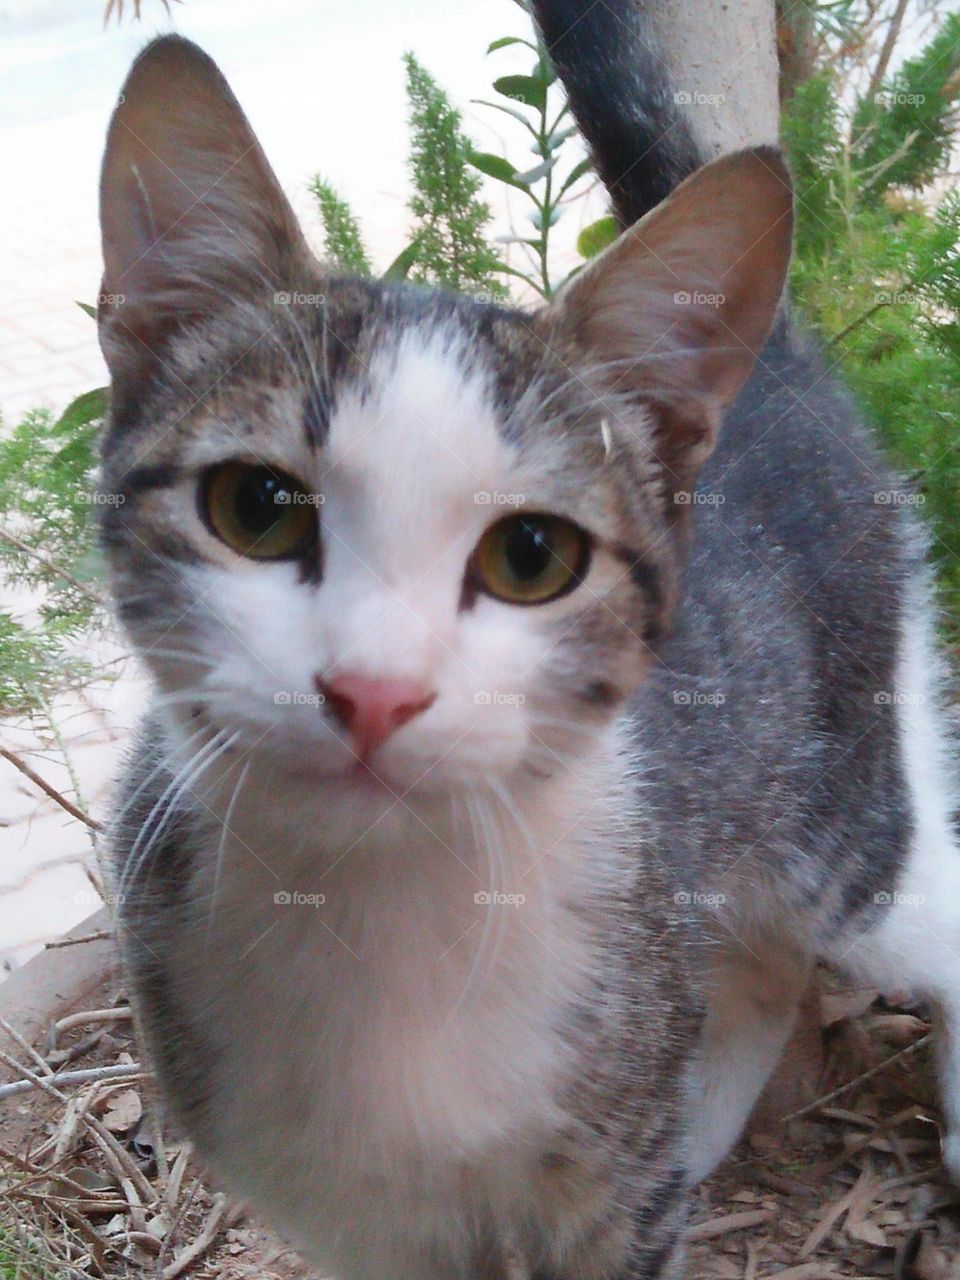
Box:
(98, 3, 960, 1278)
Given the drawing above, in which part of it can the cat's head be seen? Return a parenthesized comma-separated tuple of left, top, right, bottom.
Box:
(97, 36, 791, 804)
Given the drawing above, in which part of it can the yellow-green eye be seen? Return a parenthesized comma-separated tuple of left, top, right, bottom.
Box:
(202, 461, 317, 560)
(472, 513, 591, 605)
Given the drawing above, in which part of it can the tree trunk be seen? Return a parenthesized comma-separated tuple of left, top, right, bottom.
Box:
(635, 0, 780, 158)
(776, 0, 818, 105)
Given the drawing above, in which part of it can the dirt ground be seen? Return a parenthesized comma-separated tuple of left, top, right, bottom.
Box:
(1, 963, 958, 1280)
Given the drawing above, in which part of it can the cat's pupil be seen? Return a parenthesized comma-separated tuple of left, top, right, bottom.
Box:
(507, 520, 553, 581)
(236, 470, 289, 534)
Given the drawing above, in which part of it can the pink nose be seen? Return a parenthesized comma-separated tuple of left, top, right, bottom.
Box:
(315, 672, 437, 759)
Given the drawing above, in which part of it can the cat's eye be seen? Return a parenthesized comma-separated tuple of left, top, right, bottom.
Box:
(201, 461, 316, 560)
(472, 513, 590, 605)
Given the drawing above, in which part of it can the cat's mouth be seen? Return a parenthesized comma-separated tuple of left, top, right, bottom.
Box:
(329, 758, 401, 794)
(258, 725, 417, 796)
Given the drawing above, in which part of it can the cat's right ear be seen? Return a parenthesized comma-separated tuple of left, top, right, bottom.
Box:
(546, 147, 793, 498)
(99, 36, 312, 395)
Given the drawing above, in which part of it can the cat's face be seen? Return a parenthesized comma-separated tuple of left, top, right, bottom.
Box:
(100, 282, 670, 796)
(97, 37, 791, 804)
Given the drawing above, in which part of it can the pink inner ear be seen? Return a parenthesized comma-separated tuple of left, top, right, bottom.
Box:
(558, 147, 793, 409)
(99, 34, 313, 377)
(552, 147, 793, 492)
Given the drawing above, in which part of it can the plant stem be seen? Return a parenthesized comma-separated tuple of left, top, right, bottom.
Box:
(0, 529, 104, 605)
(537, 56, 554, 296)
(865, 0, 910, 105)
(828, 297, 890, 347)
(0, 745, 102, 832)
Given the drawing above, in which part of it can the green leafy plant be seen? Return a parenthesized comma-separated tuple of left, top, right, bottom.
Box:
(310, 53, 513, 299)
(309, 23, 598, 299)
(467, 30, 599, 295)
(782, 6, 960, 638)
(308, 176, 373, 277)
(0, 391, 108, 716)
(402, 52, 507, 298)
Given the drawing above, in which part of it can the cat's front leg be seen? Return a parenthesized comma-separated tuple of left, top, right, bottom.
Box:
(534, 1169, 690, 1280)
(685, 937, 812, 1185)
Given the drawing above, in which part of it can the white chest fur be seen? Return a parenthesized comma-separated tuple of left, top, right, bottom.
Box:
(163, 758, 622, 1279)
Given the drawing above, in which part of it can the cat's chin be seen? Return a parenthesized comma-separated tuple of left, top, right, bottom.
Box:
(231, 735, 450, 800)
(287, 757, 402, 796)
(259, 742, 532, 809)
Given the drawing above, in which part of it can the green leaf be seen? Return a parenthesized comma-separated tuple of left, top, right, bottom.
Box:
(471, 98, 540, 137)
(487, 36, 535, 54)
(76, 301, 98, 320)
(382, 238, 421, 282)
(513, 155, 556, 185)
(53, 388, 109, 435)
(490, 261, 548, 295)
(538, 56, 558, 88)
(577, 215, 619, 259)
(557, 156, 594, 198)
(545, 124, 578, 152)
(468, 151, 528, 189)
(493, 74, 546, 111)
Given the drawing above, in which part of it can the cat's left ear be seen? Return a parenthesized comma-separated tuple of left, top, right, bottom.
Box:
(550, 147, 793, 494)
(99, 35, 313, 394)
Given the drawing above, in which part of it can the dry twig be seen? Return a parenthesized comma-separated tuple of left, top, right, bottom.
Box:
(0, 745, 103, 831)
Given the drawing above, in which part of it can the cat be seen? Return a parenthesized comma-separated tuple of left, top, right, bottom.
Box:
(97, 2, 960, 1278)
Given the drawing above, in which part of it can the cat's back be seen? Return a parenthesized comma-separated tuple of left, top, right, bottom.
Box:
(629, 319, 920, 911)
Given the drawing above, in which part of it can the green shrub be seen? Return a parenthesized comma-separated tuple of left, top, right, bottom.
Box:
(782, 11, 960, 637)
